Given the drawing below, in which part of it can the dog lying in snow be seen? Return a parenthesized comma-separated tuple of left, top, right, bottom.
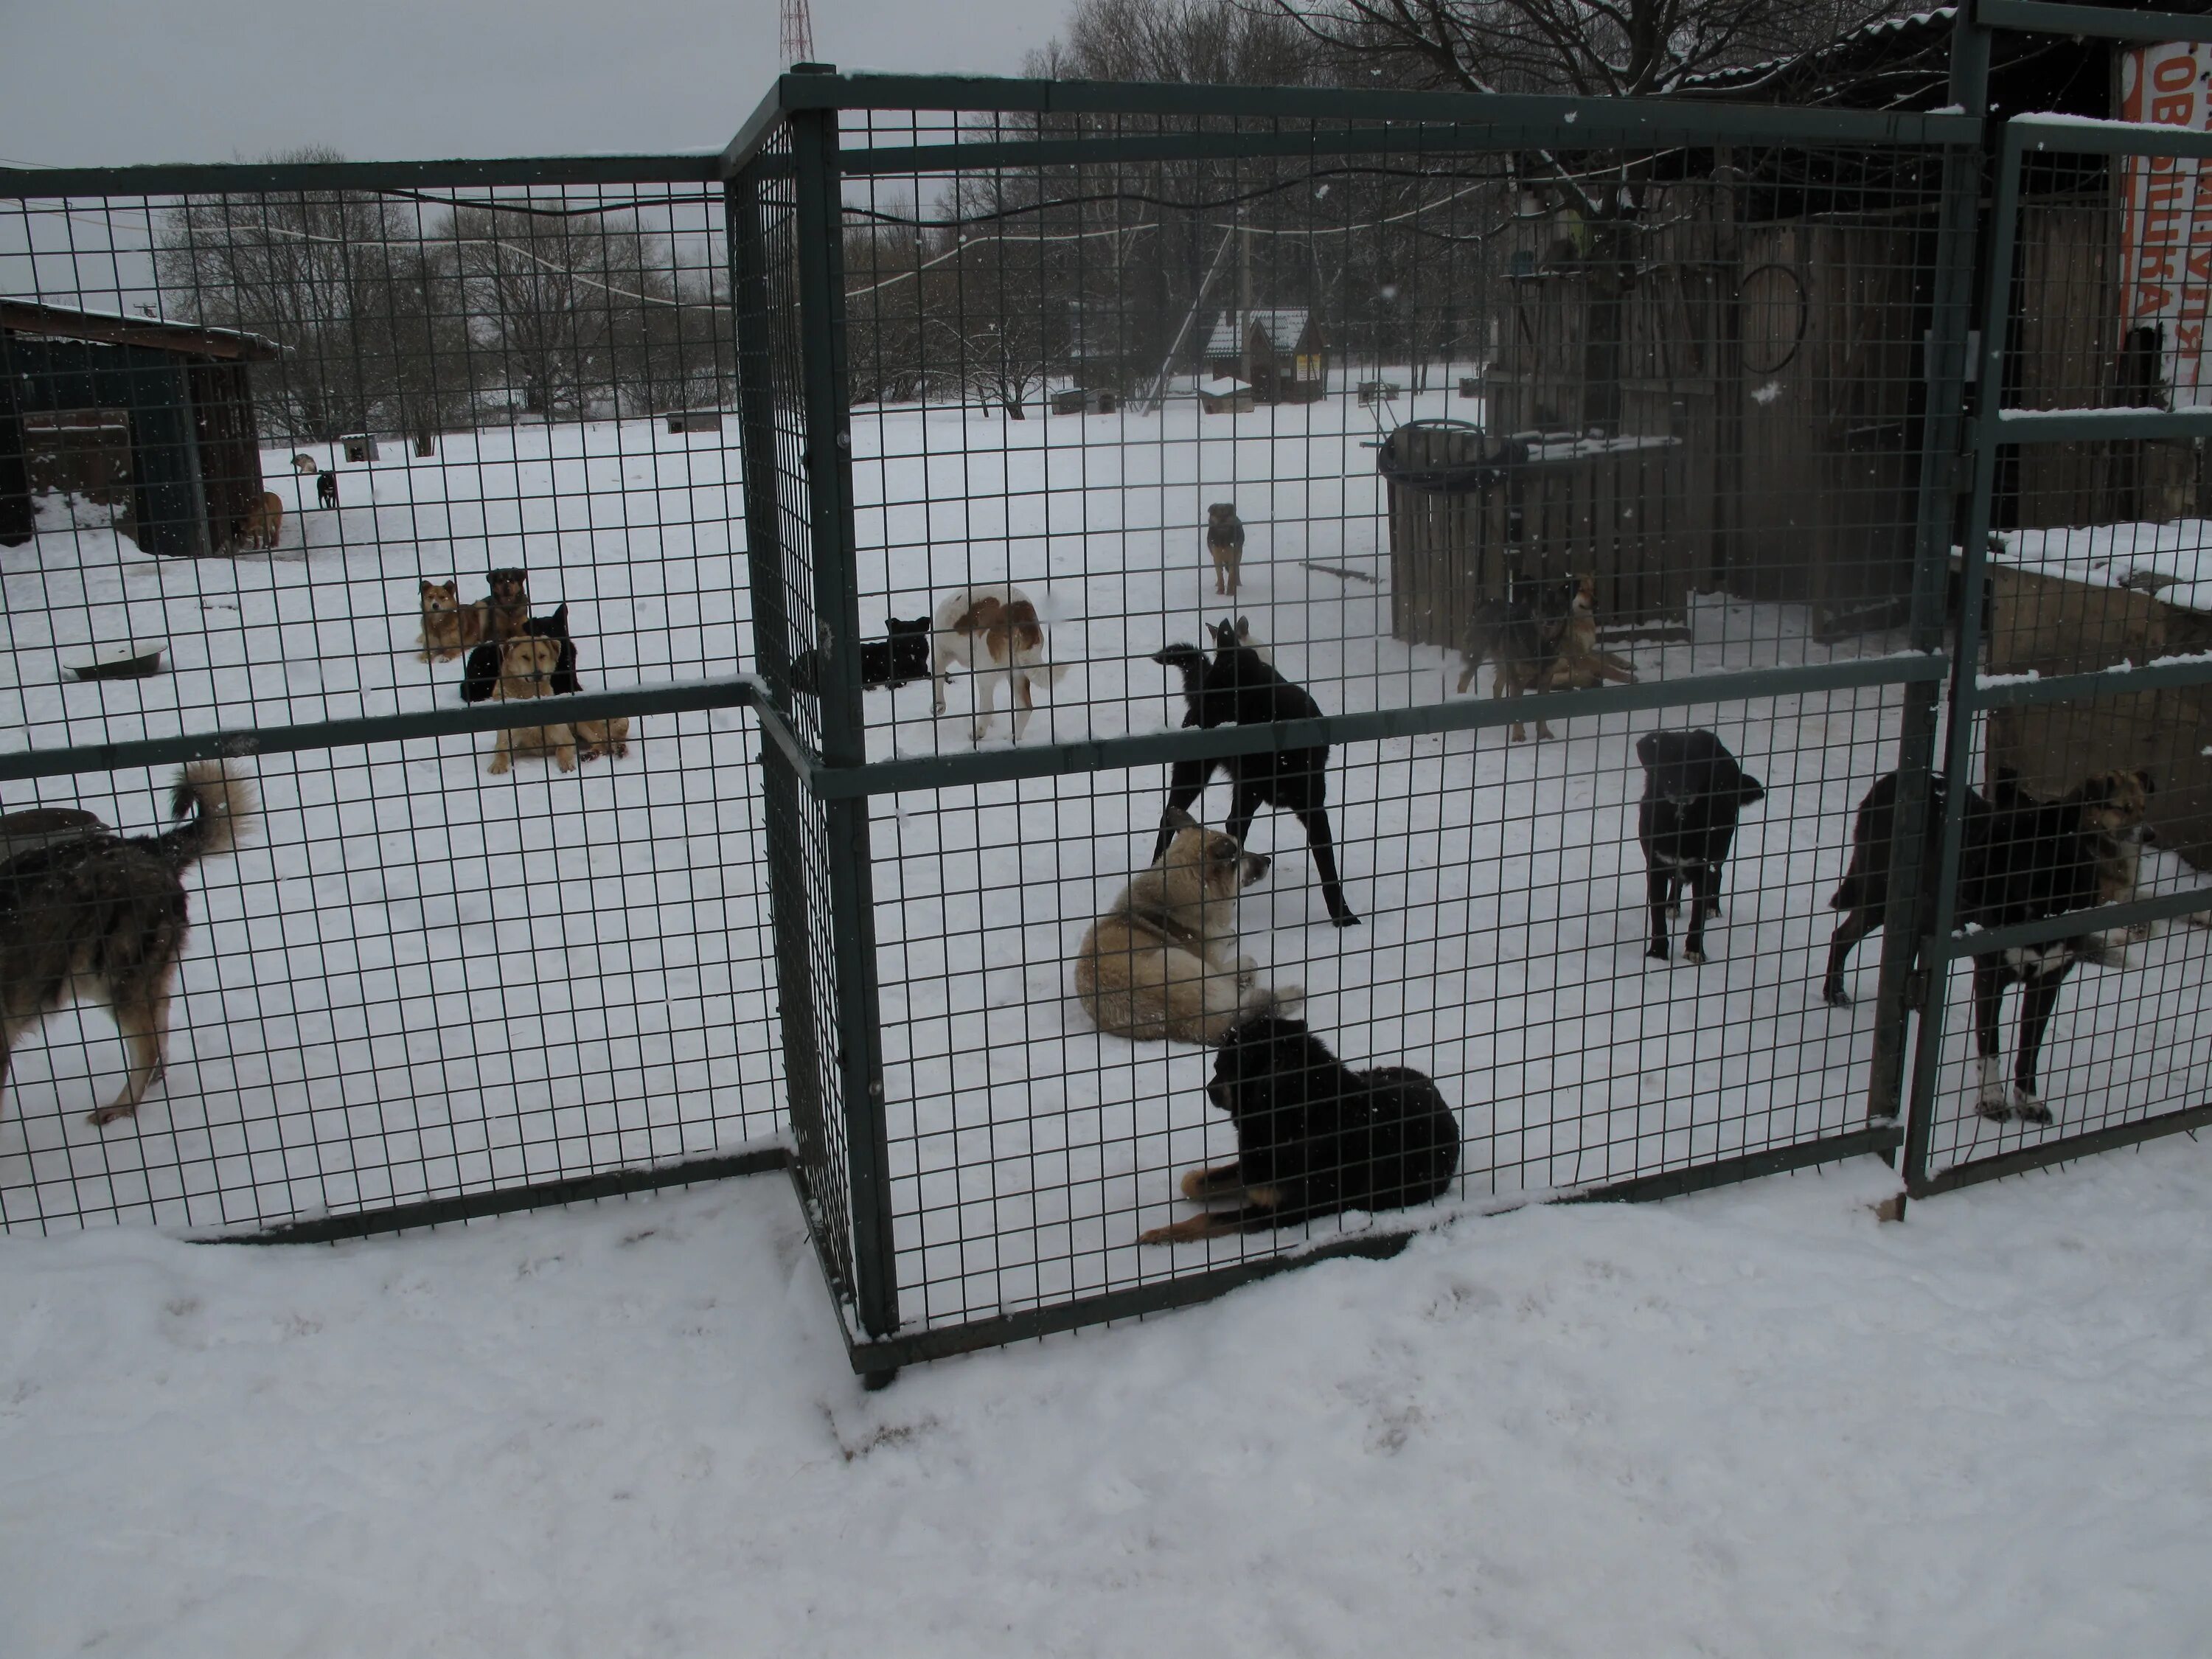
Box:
(1074, 808, 1298, 1046)
(1141, 1012, 1458, 1242)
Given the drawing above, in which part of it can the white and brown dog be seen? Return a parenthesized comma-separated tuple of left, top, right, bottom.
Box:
(931, 584, 1068, 742)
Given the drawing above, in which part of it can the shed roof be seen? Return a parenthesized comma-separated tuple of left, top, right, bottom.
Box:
(1, 297, 281, 363)
(1206, 307, 1312, 358)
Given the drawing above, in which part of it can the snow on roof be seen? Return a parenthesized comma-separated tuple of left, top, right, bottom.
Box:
(0, 296, 281, 362)
(1206, 308, 1312, 358)
(1993, 520, 2212, 616)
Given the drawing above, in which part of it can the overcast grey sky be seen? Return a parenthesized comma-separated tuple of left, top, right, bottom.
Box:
(0, 0, 1056, 168)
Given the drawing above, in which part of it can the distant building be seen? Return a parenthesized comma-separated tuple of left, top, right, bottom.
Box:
(1204, 309, 1326, 404)
(1, 298, 280, 556)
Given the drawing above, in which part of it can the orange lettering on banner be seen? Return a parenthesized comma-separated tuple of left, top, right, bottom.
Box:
(2141, 252, 2180, 283)
(2154, 94, 2197, 125)
(2154, 55, 2197, 91)
(2137, 285, 2177, 314)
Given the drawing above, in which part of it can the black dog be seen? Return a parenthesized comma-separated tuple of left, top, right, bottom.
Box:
(316, 471, 338, 509)
(789, 615, 931, 697)
(1150, 619, 1358, 927)
(1821, 770, 1993, 1008)
(1636, 729, 1765, 964)
(462, 602, 578, 703)
(1140, 1012, 1460, 1242)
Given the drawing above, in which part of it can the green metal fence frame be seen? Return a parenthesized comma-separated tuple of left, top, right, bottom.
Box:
(9, 5, 2211, 1378)
(725, 63, 1989, 1380)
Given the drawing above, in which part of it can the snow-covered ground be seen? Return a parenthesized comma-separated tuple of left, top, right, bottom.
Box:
(4, 1138, 2211, 1655)
(3, 397, 2208, 1348)
(1995, 516, 2212, 615)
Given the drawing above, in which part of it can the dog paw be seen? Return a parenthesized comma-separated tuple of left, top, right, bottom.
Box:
(1646, 942, 1670, 962)
(1331, 911, 1362, 928)
(1683, 948, 1707, 966)
(2011, 1088, 2052, 1126)
(1822, 983, 1852, 1009)
(487, 758, 510, 776)
(86, 1102, 138, 1127)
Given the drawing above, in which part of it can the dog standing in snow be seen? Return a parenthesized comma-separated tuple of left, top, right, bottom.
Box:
(930, 585, 1066, 742)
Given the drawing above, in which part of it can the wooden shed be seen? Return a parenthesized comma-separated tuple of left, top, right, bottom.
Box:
(1983, 559, 2212, 869)
(1205, 309, 1326, 404)
(0, 299, 279, 557)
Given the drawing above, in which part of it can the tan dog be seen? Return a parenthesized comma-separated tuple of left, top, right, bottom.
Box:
(931, 584, 1066, 742)
(291, 454, 318, 475)
(240, 492, 283, 551)
(416, 580, 487, 662)
(1073, 810, 1298, 1045)
(574, 714, 632, 762)
(1546, 577, 1639, 689)
(1, 763, 254, 1127)
(1205, 503, 1245, 597)
(486, 636, 577, 776)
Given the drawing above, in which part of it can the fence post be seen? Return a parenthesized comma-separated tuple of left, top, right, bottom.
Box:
(1864, 8, 1993, 1140)
(1902, 36, 2017, 1193)
(789, 100, 903, 1352)
(728, 152, 841, 1268)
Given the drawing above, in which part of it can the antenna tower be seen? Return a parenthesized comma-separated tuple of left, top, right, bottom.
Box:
(780, 0, 817, 66)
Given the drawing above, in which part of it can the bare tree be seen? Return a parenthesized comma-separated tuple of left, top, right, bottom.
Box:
(1265, 0, 1921, 99)
(158, 147, 407, 440)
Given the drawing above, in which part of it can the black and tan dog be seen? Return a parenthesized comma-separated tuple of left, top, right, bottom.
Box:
(1152, 619, 1358, 927)
(484, 566, 532, 643)
(789, 614, 931, 696)
(1453, 572, 1584, 740)
(1141, 1012, 1460, 1242)
(1822, 767, 2154, 1123)
(316, 470, 338, 509)
(1, 764, 254, 1127)
(1637, 730, 1765, 965)
(1205, 502, 1245, 597)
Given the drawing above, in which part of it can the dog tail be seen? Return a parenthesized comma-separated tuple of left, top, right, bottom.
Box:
(156, 761, 256, 871)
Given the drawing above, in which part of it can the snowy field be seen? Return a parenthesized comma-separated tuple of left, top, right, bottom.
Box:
(4, 1138, 2211, 1655)
(3, 396, 2209, 1346)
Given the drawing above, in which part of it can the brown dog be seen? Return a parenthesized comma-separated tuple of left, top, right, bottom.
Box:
(484, 567, 532, 641)
(239, 492, 283, 552)
(291, 453, 318, 475)
(1453, 572, 1582, 740)
(416, 580, 487, 663)
(1205, 503, 1245, 597)
(1546, 578, 1639, 689)
(1072, 809, 1298, 1045)
(1, 763, 254, 1127)
(486, 636, 577, 775)
(574, 714, 632, 762)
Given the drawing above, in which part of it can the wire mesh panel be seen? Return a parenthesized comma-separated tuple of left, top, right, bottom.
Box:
(0, 167, 784, 1235)
(727, 83, 1974, 1360)
(1905, 116, 2212, 1194)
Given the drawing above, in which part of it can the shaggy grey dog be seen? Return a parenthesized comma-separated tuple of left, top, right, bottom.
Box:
(1, 762, 254, 1127)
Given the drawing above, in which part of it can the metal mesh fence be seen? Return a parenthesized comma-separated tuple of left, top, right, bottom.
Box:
(735, 92, 1976, 1353)
(1, 167, 785, 1237)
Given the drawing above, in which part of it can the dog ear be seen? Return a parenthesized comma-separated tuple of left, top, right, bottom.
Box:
(1739, 776, 1767, 805)
(2136, 768, 2156, 797)
(1164, 805, 1198, 834)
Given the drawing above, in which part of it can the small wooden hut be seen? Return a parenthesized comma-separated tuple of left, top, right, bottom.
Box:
(0, 299, 279, 557)
(1205, 309, 1326, 403)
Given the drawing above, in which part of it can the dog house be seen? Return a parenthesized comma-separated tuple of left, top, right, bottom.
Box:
(340, 432, 380, 462)
(0, 298, 279, 556)
(1204, 308, 1326, 404)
